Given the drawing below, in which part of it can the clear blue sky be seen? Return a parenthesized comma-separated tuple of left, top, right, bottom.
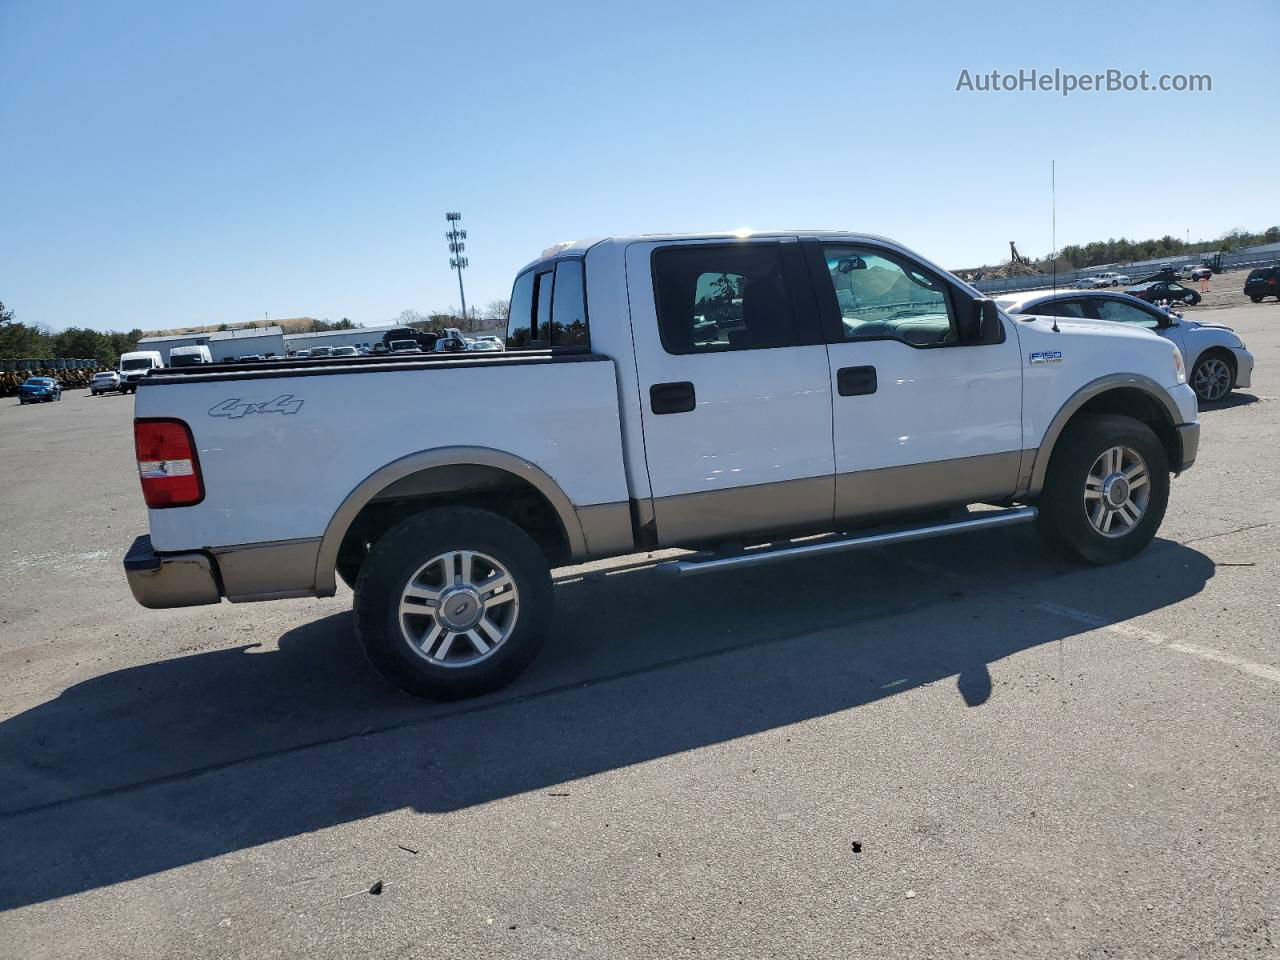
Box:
(2, 0, 1276, 333)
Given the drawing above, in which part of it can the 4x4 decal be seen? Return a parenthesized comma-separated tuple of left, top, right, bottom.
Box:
(208, 395, 304, 419)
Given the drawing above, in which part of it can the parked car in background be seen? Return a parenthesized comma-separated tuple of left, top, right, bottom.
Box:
(471, 335, 506, 352)
(236, 355, 264, 363)
(1086, 272, 1129, 288)
(90, 370, 123, 395)
(123, 229, 1199, 701)
(388, 339, 422, 354)
(998, 289, 1254, 404)
(1189, 265, 1212, 281)
(168, 345, 213, 367)
(118, 350, 163, 393)
(1244, 266, 1280, 302)
(309, 347, 333, 359)
(292, 349, 311, 359)
(330, 346, 359, 357)
(1125, 279, 1202, 306)
(18, 376, 62, 403)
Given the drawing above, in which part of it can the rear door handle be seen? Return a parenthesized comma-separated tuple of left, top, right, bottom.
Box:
(650, 381, 696, 415)
(837, 365, 877, 396)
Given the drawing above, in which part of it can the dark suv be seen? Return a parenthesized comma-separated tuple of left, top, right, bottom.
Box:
(1244, 266, 1280, 303)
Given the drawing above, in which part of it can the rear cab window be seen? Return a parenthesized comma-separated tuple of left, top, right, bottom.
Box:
(506, 258, 590, 350)
(651, 242, 811, 354)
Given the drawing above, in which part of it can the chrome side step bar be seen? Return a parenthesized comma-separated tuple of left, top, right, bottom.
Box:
(658, 506, 1038, 577)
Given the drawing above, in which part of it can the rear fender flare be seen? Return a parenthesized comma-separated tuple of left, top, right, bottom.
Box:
(314, 446, 586, 596)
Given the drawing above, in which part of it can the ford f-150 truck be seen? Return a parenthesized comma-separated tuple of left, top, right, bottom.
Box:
(123, 231, 1200, 700)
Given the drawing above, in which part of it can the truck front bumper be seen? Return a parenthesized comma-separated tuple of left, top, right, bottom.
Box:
(1175, 422, 1199, 473)
(124, 535, 221, 608)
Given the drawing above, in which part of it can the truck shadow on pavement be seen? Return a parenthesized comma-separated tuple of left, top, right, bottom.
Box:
(0, 529, 1214, 910)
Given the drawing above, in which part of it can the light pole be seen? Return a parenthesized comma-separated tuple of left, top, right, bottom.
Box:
(446, 212, 469, 323)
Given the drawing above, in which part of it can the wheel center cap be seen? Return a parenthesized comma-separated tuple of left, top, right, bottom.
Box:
(1102, 474, 1129, 508)
(437, 586, 484, 631)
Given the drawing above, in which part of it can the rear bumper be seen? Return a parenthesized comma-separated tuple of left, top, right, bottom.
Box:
(124, 533, 324, 607)
(1175, 423, 1200, 473)
(123, 535, 221, 608)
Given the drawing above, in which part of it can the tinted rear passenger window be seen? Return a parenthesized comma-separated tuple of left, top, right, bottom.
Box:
(652, 243, 796, 354)
(551, 259, 588, 346)
(507, 271, 536, 349)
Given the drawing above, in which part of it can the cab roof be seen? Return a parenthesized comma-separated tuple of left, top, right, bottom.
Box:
(518, 230, 909, 275)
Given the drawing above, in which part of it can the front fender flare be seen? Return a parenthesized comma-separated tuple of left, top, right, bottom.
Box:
(1025, 373, 1183, 497)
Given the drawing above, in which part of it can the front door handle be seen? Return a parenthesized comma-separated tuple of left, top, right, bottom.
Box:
(837, 365, 877, 396)
(650, 381, 696, 415)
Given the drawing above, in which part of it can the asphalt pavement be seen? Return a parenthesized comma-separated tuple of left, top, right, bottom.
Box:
(1, 300, 1278, 959)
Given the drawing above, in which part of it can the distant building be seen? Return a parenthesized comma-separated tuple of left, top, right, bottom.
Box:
(283, 323, 401, 354)
(136, 326, 285, 363)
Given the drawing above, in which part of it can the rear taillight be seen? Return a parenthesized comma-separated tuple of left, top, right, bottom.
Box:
(134, 418, 204, 508)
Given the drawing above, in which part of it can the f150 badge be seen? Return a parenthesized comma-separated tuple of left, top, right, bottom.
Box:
(208, 395, 304, 419)
(1029, 351, 1063, 365)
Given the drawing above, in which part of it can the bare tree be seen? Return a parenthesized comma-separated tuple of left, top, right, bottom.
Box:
(395, 309, 429, 328)
(483, 298, 511, 321)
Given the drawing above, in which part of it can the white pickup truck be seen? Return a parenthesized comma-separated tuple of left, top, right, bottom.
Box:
(123, 231, 1200, 699)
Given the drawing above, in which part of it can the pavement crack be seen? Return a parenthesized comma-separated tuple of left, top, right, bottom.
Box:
(1180, 521, 1272, 546)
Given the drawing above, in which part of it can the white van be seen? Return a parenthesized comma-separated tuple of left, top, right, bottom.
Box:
(117, 350, 164, 393)
(168, 345, 213, 367)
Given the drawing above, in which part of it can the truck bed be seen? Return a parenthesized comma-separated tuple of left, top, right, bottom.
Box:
(136, 350, 631, 558)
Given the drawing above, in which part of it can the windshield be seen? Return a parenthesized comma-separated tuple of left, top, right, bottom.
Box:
(120, 357, 153, 370)
(25, 378, 53, 385)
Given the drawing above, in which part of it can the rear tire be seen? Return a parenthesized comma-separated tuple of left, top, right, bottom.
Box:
(1035, 414, 1169, 565)
(1251, 296, 1263, 303)
(353, 506, 553, 700)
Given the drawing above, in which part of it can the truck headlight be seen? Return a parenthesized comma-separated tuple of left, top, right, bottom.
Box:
(1173, 350, 1186, 384)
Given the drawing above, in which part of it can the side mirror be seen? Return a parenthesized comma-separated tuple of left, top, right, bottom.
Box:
(961, 298, 1002, 344)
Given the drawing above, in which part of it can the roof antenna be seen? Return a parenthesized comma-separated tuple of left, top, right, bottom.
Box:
(1050, 159, 1060, 332)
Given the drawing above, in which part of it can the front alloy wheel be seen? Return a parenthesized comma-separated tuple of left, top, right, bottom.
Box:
(1035, 413, 1169, 564)
(1084, 445, 1151, 538)
(1191, 355, 1232, 403)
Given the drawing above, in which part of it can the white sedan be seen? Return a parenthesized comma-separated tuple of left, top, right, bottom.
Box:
(90, 370, 123, 395)
(997, 289, 1254, 404)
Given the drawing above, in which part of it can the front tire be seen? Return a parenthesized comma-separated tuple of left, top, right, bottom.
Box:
(1251, 296, 1263, 303)
(1035, 414, 1169, 565)
(353, 507, 553, 700)
(1190, 351, 1234, 403)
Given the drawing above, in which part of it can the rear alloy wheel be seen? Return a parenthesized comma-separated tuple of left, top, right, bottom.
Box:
(1190, 353, 1233, 403)
(354, 507, 552, 700)
(1036, 414, 1169, 564)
